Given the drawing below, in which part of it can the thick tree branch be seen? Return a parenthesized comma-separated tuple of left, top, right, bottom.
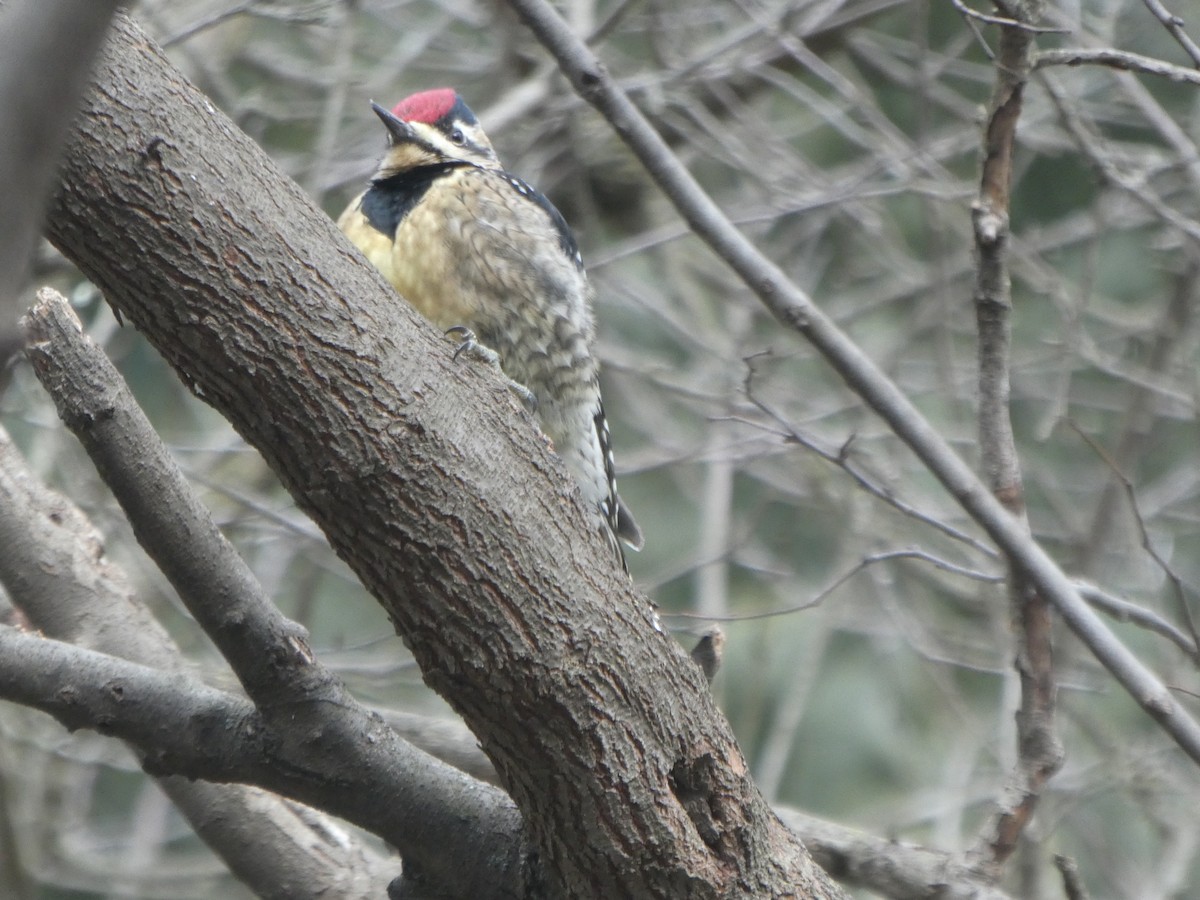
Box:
(41, 14, 834, 898)
(0, 626, 262, 760)
(0, 420, 392, 897)
(21, 291, 525, 900)
(24, 290, 327, 709)
(0, 618, 517, 900)
(778, 809, 1013, 900)
(498, 0, 1200, 766)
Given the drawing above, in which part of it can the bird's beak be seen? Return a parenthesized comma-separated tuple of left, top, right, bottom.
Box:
(371, 101, 417, 145)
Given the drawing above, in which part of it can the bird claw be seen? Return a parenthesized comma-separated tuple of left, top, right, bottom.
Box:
(509, 381, 539, 413)
(445, 325, 496, 365)
(444, 325, 537, 413)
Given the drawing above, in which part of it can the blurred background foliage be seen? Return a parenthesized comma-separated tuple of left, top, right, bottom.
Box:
(3, 0, 1200, 896)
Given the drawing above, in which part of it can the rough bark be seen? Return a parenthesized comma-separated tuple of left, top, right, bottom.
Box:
(41, 13, 840, 898)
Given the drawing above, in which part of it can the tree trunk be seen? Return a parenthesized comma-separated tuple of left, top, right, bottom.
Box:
(42, 13, 841, 899)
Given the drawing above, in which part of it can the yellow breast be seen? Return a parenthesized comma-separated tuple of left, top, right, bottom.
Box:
(339, 182, 481, 330)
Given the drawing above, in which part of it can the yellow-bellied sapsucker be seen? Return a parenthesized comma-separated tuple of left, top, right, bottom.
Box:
(338, 88, 643, 567)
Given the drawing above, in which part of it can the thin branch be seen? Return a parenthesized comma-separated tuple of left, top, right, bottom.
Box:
(1140, 0, 1200, 67)
(1039, 73, 1200, 246)
(950, 0, 1068, 34)
(668, 548, 1002, 624)
(1076, 582, 1199, 662)
(969, 0, 1062, 871)
(1034, 48, 1200, 84)
(1077, 259, 1198, 573)
(303, 0, 359, 200)
(1107, 60, 1200, 194)
(161, 0, 263, 47)
(1067, 420, 1200, 655)
(740, 356, 998, 559)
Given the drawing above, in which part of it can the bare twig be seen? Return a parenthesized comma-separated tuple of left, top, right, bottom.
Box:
(1054, 854, 1092, 900)
(303, 0, 359, 200)
(693, 306, 750, 621)
(1040, 73, 1200, 245)
(161, 0, 261, 47)
(668, 548, 1002, 623)
(1035, 48, 1200, 85)
(950, 0, 1068, 34)
(1067, 420, 1200, 655)
(1108, 63, 1200, 192)
(1077, 260, 1198, 574)
(1075, 582, 1199, 661)
(1140, 0, 1200, 67)
(741, 356, 998, 559)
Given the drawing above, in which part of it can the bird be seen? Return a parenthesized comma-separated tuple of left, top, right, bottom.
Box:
(338, 88, 643, 568)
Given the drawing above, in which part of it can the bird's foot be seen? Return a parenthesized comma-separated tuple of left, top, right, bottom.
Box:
(444, 326, 538, 413)
(446, 325, 497, 366)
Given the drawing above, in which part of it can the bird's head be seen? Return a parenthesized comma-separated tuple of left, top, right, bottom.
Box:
(370, 88, 499, 174)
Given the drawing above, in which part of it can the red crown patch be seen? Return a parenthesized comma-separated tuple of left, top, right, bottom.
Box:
(392, 88, 458, 124)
